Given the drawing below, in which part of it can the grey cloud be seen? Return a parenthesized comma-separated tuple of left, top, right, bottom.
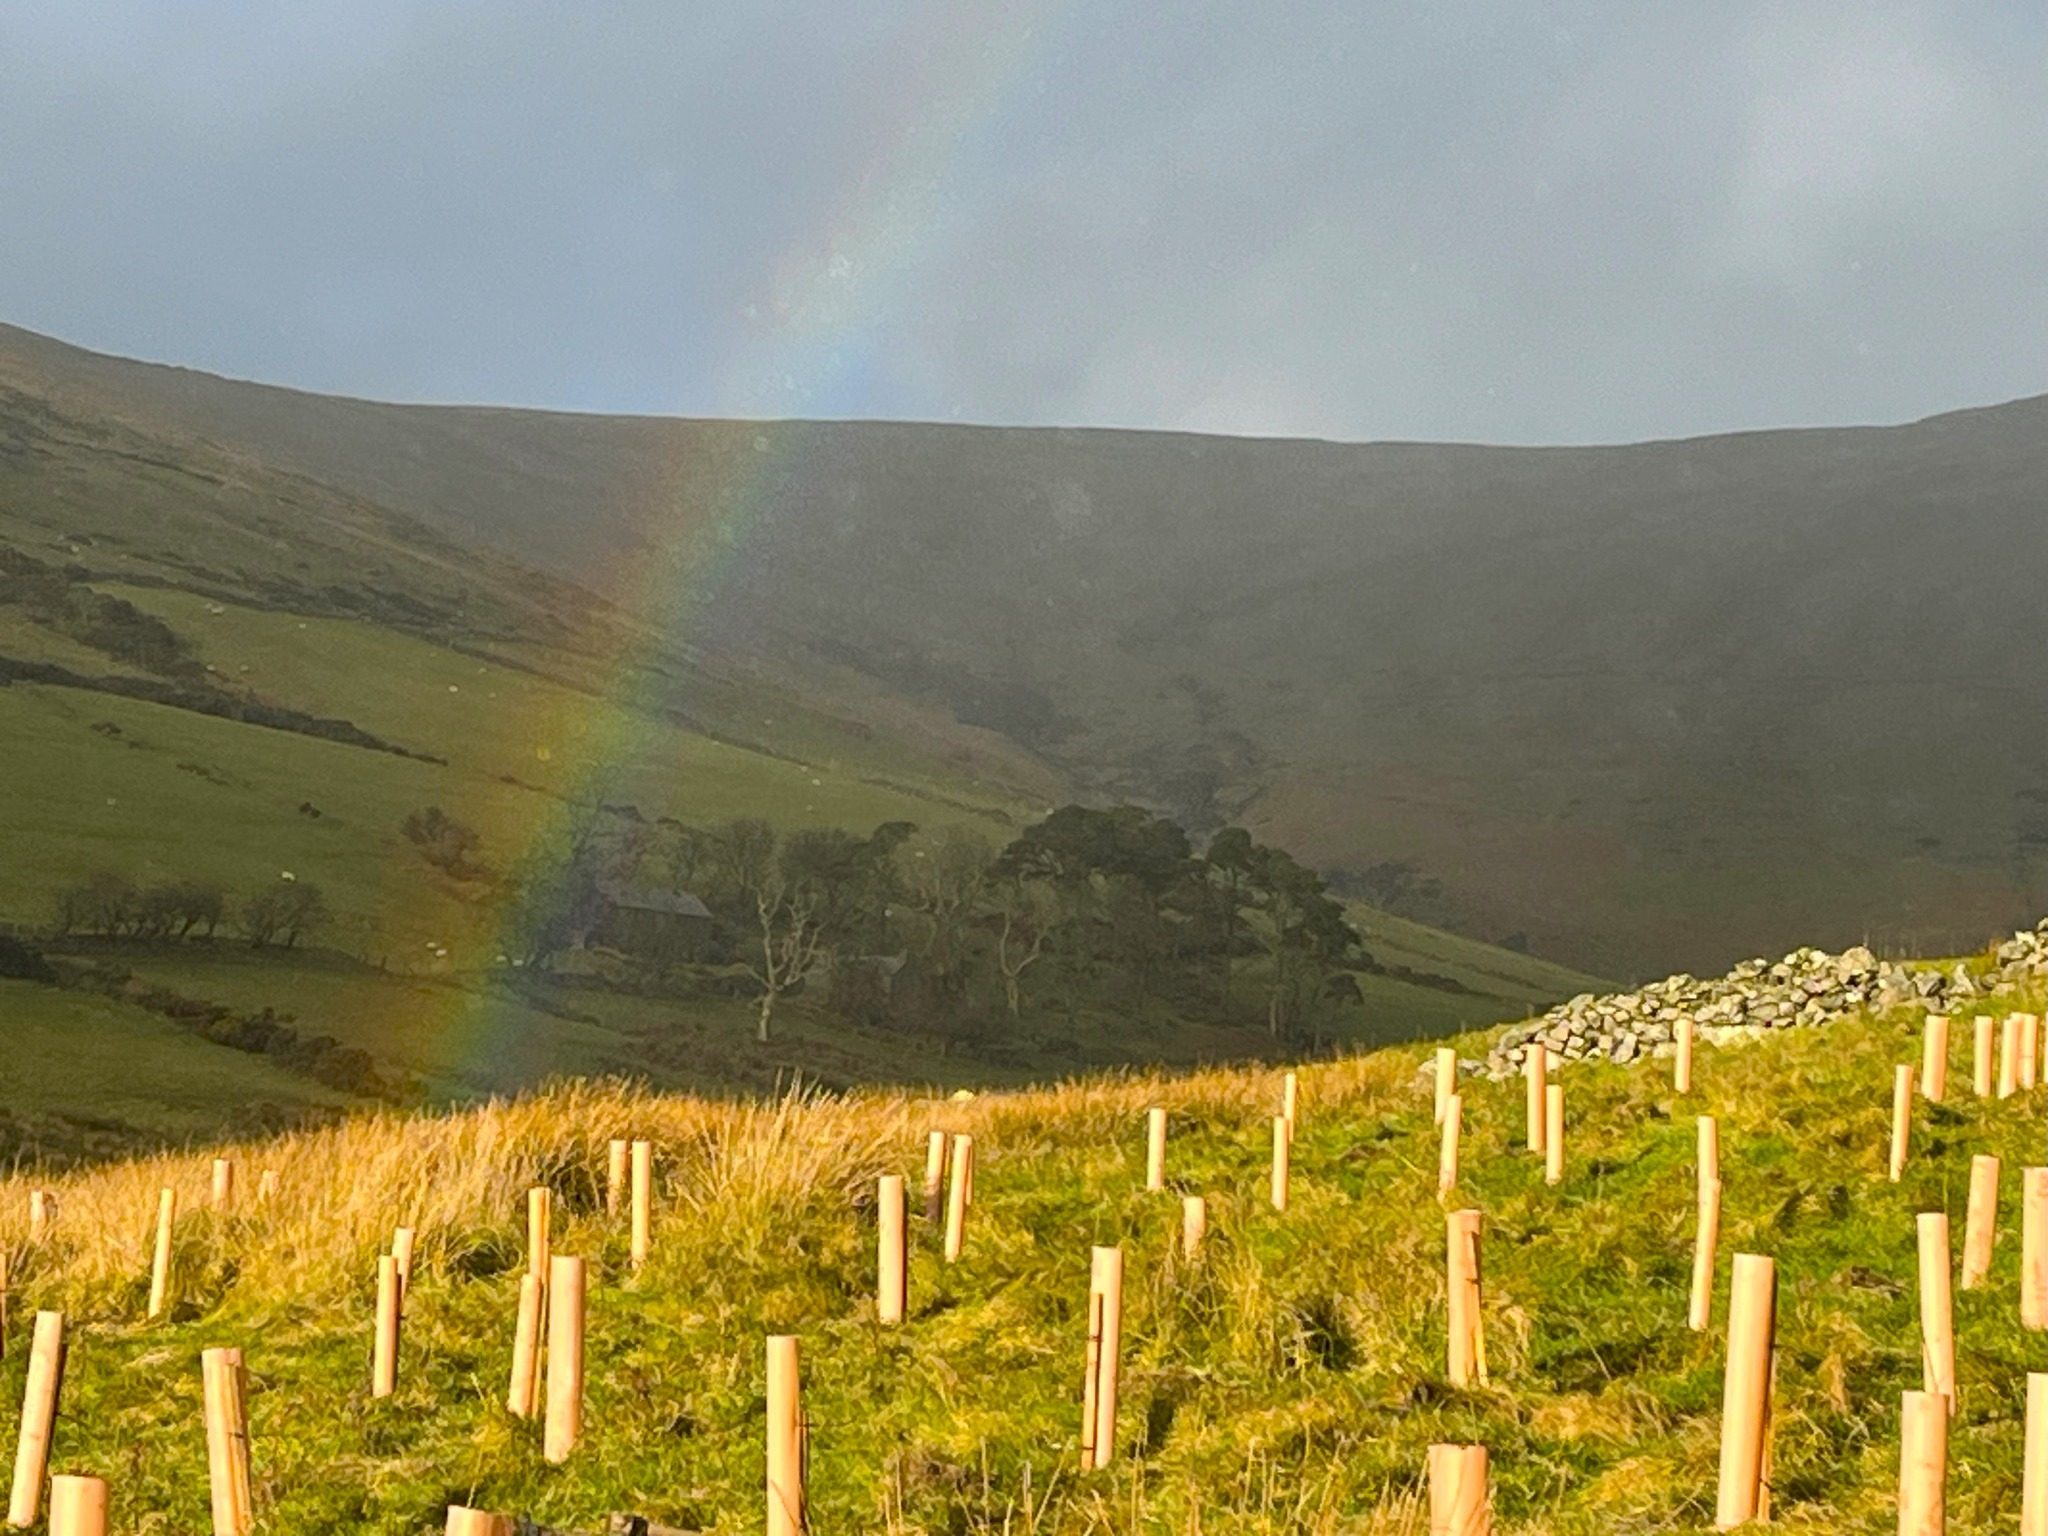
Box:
(0, 0, 2038, 442)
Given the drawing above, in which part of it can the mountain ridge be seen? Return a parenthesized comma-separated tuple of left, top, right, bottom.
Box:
(5, 317, 2035, 445)
(4, 319, 2044, 979)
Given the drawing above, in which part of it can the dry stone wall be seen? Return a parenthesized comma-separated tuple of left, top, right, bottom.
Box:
(1467, 919, 2048, 1081)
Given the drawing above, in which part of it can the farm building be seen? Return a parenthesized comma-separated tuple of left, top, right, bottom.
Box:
(581, 881, 717, 963)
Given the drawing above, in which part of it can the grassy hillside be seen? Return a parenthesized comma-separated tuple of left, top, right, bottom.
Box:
(0, 979, 349, 1165)
(1346, 905, 1605, 1010)
(0, 567, 1599, 1148)
(108, 914, 1597, 1108)
(0, 500, 1602, 1148)
(0, 584, 1030, 954)
(5, 319, 2044, 978)
(0, 940, 2038, 1532)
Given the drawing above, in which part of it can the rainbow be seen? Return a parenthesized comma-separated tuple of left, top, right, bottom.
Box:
(429, 5, 1071, 1079)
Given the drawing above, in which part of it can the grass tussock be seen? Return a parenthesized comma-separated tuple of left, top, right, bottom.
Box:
(2, 983, 2045, 1532)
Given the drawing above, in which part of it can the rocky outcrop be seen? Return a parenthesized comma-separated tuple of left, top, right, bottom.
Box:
(1468, 920, 2048, 1081)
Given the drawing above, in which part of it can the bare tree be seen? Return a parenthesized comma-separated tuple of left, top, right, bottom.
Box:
(243, 882, 328, 949)
(900, 827, 992, 959)
(716, 819, 828, 1044)
(989, 876, 1056, 1021)
(749, 880, 827, 1043)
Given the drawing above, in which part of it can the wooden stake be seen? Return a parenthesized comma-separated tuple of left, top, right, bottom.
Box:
(1917, 1213, 1955, 1413)
(526, 1186, 550, 1280)
(1698, 1116, 1720, 1206)
(391, 1225, 416, 1304)
(1095, 1245, 1129, 1467)
(1691, 1177, 1722, 1331)
(445, 1508, 513, 1536)
(1281, 1071, 1298, 1138)
(507, 1274, 543, 1416)
(7, 1311, 64, 1527)
(765, 1335, 804, 1536)
(543, 1255, 586, 1464)
(1435, 1047, 1457, 1125)
(27, 1192, 49, 1243)
(1890, 1064, 1914, 1182)
(943, 1134, 973, 1262)
(877, 1174, 906, 1324)
(148, 1187, 176, 1320)
(2024, 1013, 2041, 1092)
(1974, 1016, 1995, 1098)
(1544, 1083, 1564, 1187)
(1763, 1358, 1780, 1520)
(1145, 1108, 1167, 1191)
(922, 1130, 948, 1223)
(46, 1476, 107, 1536)
(2023, 1372, 2048, 1536)
(1524, 1044, 1548, 1154)
(372, 1255, 401, 1398)
(201, 1346, 251, 1536)
(1261, 1122, 1294, 1212)
(201, 1349, 233, 1536)
(210, 1159, 233, 1212)
(1080, 1274, 1101, 1468)
(1438, 1094, 1462, 1197)
(1427, 1443, 1492, 1536)
(630, 1140, 652, 1269)
(1921, 1014, 1949, 1103)
(1714, 1253, 1776, 1529)
(1445, 1209, 1486, 1387)
(2002, 1015, 2021, 1100)
(1079, 1245, 1124, 1471)
(2026, 1169, 2048, 1331)
(1897, 1388, 1947, 1536)
(1181, 1195, 1206, 1259)
(1961, 1155, 2000, 1291)
(606, 1138, 629, 1217)
(226, 1349, 251, 1534)
(1675, 1017, 1694, 1093)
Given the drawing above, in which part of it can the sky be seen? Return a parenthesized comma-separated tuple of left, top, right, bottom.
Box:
(0, 0, 2041, 446)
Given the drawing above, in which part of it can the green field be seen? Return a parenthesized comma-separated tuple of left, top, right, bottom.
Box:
(0, 589, 1028, 963)
(0, 954, 2040, 1532)
(2, 424, 1611, 1159)
(111, 932, 1581, 1107)
(1348, 904, 1608, 1009)
(0, 573, 1606, 1153)
(0, 979, 347, 1164)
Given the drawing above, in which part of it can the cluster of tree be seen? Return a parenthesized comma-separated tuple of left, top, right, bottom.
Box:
(67, 963, 396, 1099)
(401, 806, 489, 881)
(0, 927, 395, 1101)
(0, 546, 200, 678)
(505, 802, 1368, 1050)
(0, 932, 58, 983)
(53, 873, 328, 950)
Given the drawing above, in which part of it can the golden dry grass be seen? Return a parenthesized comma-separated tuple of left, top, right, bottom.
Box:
(0, 992, 2044, 1533)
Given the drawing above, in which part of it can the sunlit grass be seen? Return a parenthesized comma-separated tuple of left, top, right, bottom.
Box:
(3, 974, 2044, 1532)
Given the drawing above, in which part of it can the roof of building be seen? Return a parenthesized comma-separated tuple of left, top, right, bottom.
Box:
(597, 881, 714, 920)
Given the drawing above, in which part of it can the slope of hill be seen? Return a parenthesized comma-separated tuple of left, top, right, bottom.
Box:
(0, 317, 1626, 1144)
(0, 554, 1602, 1146)
(0, 932, 2035, 1533)
(0, 978, 350, 1165)
(4, 320, 2042, 979)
